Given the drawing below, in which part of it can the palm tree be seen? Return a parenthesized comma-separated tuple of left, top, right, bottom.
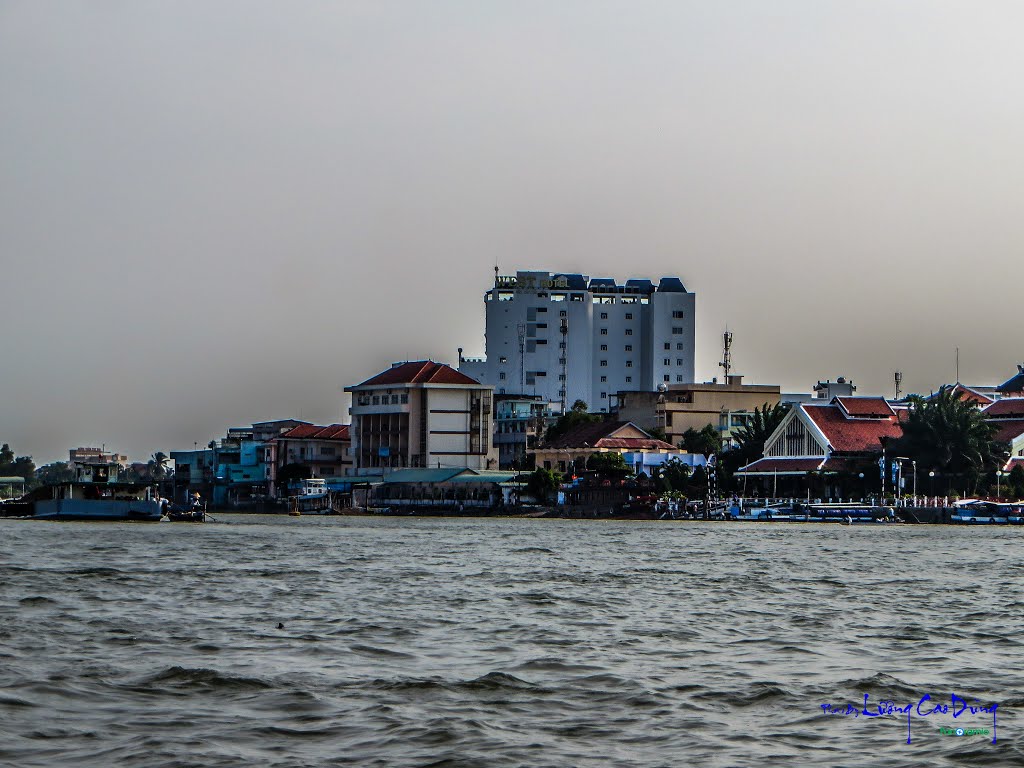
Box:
(147, 451, 170, 480)
(896, 389, 1002, 494)
(732, 402, 790, 464)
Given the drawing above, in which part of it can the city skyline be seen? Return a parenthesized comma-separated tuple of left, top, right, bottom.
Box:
(2, 2, 1022, 463)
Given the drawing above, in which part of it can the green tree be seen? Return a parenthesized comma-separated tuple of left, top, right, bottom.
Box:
(1009, 464, 1024, 499)
(732, 403, 790, 464)
(525, 467, 561, 503)
(680, 425, 721, 456)
(586, 452, 629, 477)
(147, 451, 170, 480)
(648, 426, 668, 443)
(277, 463, 312, 487)
(35, 461, 75, 485)
(543, 407, 603, 444)
(571, 399, 589, 413)
(895, 389, 1002, 494)
(0, 443, 14, 471)
(11, 456, 35, 481)
(653, 457, 691, 493)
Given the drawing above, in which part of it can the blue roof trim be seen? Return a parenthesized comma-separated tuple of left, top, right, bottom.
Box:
(554, 273, 588, 290)
(657, 277, 687, 293)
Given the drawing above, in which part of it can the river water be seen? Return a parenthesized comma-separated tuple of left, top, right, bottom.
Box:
(1, 516, 1021, 767)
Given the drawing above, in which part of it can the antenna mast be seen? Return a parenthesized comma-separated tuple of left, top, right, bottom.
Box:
(719, 331, 733, 380)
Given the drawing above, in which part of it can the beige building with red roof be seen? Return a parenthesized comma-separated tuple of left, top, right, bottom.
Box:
(264, 424, 352, 494)
(345, 361, 498, 473)
(737, 396, 908, 494)
(530, 420, 687, 474)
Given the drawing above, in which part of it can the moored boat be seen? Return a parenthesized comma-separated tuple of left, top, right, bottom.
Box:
(32, 463, 164, 522)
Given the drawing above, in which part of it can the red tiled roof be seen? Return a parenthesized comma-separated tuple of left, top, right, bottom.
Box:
(990, 420, 1024, 445)
(279, 424, 350, 441)
(983, 399, 1024, 418)
(594, 437, 677, 450)
(804, 403, 903, 453)
(356, 361, 482, 387)
(1005, 457, 1024, 472)
(834, 397, 895, 418)
(544, 420, 664, 450)
(737, 458, 826, 474)
(949, 384, 995, 405)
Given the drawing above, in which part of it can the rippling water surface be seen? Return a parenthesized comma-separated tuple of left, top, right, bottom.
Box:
(2, 516, 1022, 766)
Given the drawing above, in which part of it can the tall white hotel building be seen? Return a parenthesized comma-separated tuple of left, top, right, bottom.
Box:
(459, 270, 696, 413)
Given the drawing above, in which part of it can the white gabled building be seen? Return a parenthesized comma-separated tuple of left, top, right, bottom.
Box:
(345, 361, 498, 473)
(459, 270, 695, 413)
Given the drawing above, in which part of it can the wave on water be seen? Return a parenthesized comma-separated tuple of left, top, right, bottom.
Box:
(139, 666, 274, 692)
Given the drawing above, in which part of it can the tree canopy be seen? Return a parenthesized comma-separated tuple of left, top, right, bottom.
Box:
(731, 403, 790, 464)
(586, 452, 629, 476)
(680, 425, 721, 456)
(543, 408, 603, 445)
(894, 389, 1003, 493)
(525, 467, 561, 503)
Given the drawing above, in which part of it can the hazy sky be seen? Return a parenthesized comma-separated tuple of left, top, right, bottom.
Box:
(2, 1, 1022, 464)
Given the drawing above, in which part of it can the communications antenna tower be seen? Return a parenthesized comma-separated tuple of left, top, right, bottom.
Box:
(719, 331, 734, 380)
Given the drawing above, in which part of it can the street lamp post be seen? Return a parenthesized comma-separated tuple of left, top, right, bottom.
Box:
(997, 470, 1006, 499)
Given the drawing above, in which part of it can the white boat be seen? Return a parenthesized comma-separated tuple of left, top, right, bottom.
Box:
(32, 463, 164, 522)
(288, 478, 334, 515)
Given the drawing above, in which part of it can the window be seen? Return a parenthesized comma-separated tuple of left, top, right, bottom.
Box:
(559, 357, 566, 364)
(538, 307, 548, 313)
(625, 313, 633, 320)
(537, 323, 547, 328)
(625, 376, 632, 383)
(677, 375, 684, 382)
(664, 343, 671, 350)
(600, 375, 607, 382)
(663, 358, 670, 365)
(537, 339, 547, 345)
(625, 344, 632, 351)
(672, 327, 683, 334)
(391, 394, 399, 404)
(676, 359, 683, 366)
(499, 356, 507, 364)
(600, 312, 608, 320)
(600, 328, 608, 335)
(676, 343, 684, 350)
(559, 374, 566, 381)
(664, 375, 670, 382)
(626, 360, 633, 368)
(499, 372, 506, 380)
(535, 371, 546, 377)
(559, 341, 566, 349)
(559, 310, 566, 317)
(673, 310, 685, 319)
(400, 394, 408, 404)
(600, 344, 608, 351)
(625, 329, 632, 336)
(600, 392, 607, 399)
(570, 294, 584, 301)
(558, 389, 566, 397)
(600, 360, 608, 367)
(372, 395, 380, 405)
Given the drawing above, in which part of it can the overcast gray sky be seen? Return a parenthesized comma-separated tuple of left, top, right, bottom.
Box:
(2, 1, 1022, 464)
